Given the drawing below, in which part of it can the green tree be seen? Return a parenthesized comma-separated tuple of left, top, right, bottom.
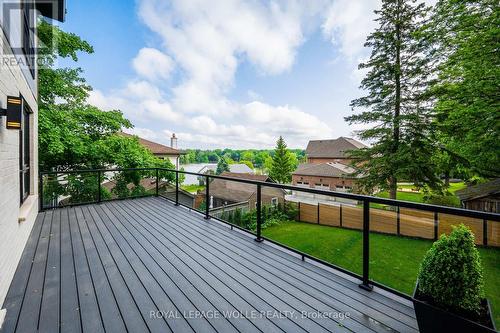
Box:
(427, 0, 500, 178)
(346, 0, 441, 198)
(37, 21, 175, 204)
(216, 157, 230, 175)
(239, 160, 254, 170)
(269, 136, 293, 183)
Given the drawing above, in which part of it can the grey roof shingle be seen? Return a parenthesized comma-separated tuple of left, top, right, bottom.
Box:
(292, 162, 358, 178)
(201, 172, 284, 202)
(120, 132, 184, 155)
(306, 137, 366, 158)
(455, 179, 500, 201)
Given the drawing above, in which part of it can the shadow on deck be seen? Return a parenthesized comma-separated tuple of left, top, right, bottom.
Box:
(1, 197, 418, 333)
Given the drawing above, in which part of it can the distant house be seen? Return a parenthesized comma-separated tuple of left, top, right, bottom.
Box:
(196, 163, 254, 186)
(456, 179, 500, 213)
(305, 137, 366, 165)
(292, 162, 359, 192)
(120, 132, 184, 169)
(199, 163, 254, 175)
(195, 172, 285, 210)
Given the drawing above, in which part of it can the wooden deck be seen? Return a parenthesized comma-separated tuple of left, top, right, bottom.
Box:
(1, 197, 418, 333)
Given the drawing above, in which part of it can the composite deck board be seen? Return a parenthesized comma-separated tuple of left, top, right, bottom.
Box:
(134, 198, 414, 332)
(67, 207, 104, 333)
(112, 201, 336, 333)
(113, 200, 360, 333)
(59, 208, 82, 333)
(15, 210, 53, 333)
(1, 197, 418, 333)
(151, 197, 417, 320)
(141, 197, 418, 332)
(106, 202, 295, 333)
(0, 213, 46, 333)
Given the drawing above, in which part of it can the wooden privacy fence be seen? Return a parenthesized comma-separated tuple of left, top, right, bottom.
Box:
(290, 201, 499, 247)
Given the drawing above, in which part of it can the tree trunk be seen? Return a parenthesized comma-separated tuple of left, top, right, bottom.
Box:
(389, 176, 398, 200)
(391, 0, 402, 201)
(444, 173, 450, 188)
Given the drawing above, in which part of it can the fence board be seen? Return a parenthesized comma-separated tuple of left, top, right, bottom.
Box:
(487, 220, 500, 247)
(438, 213, 483, 245)
(342, 206, 363, 230)
(318, 204, 340, 226)
(300, 203, 318, 224)
(370, 209, 397, 234)
(399, 208, 434, 239)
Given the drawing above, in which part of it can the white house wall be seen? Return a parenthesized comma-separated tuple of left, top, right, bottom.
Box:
(0, 26, 39, 309)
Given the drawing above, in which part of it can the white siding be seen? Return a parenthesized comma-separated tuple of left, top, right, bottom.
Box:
(0, 26, 38, 308)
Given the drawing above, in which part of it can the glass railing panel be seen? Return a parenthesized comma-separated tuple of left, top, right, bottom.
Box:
(262, 185, 363, 276)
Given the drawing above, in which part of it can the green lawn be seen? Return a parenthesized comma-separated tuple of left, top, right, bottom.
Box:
(263, 221, 500, 326)
(181, 184, 205, 193)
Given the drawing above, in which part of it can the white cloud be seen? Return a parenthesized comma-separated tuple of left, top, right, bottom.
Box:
(93, 0, 442, 148)
(132, 48, 174, 81)
(322, 0, 379, 59)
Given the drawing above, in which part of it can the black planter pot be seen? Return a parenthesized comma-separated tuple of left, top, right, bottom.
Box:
(413, 281, 497, 333)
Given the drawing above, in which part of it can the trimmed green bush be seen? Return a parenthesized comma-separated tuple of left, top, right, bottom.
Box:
(417, 224, 484, 315)
(424, 193, 460, 207)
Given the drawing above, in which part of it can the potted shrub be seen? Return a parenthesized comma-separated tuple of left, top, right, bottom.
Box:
(413, 224, 496, 332)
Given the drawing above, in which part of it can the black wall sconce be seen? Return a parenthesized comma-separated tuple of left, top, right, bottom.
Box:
(0, 96, 22, 129)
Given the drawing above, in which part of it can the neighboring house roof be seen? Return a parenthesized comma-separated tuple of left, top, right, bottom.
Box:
(455, 179, 500, 202)
(201, 172, 283, 203)
(306, 137, 366, 159)
(199, 164, 254, 174)
(219, 172, 269, 182)
(120, 132, 184, 155)
(229, 164, 254, 173)
(292, 162, 358, 178)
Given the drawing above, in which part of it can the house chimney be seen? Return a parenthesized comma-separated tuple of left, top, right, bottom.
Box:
(170, 133, 178, 149)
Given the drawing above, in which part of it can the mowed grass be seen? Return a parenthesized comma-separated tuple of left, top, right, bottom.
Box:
(376, 190, 425, 203)
(263, 221, 500, 326)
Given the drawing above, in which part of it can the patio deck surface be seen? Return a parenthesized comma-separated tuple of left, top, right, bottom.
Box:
(1, 197, 418, 332)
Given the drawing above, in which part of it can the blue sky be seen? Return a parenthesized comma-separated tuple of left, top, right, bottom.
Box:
(58, 0, 428, 149)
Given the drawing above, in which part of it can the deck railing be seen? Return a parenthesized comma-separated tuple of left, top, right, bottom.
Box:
(39, 167, 500, 299)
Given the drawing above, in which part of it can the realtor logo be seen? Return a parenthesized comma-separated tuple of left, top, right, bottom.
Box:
(1, 0, 63, 74)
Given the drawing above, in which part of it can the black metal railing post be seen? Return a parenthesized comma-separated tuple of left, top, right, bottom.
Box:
(255, 184, 263, 242)
(155, 168, 159, 196)
(359, 199, 373, 291)
(175, 170, 179, 206)
(97, 170, 102, 203)
(39, 173, 43, 211)
(204, 175, 210, 219)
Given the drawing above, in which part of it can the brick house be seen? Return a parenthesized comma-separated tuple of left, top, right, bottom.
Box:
(305, 137, 366, 165)
(292, 162, 359, 192)
(194, 172, 285, 210)
(120, 132, 185, 169)
(0, 0, 65, 313)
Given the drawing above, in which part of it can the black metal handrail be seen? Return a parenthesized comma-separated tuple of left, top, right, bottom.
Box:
(39, 167, 500, 299)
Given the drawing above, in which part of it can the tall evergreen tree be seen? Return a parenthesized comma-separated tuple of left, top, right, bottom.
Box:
(346, 0, 441, 198)
(426, 0, 500, 178)
(216, 157, 230, 175)
(269, 136, 293, 184)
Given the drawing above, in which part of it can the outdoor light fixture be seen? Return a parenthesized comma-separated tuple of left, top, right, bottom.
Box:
(0, 96, 22, 129)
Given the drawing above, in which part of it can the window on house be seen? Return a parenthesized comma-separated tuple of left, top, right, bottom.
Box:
(19, 102, 31, 204)
(22, 1, 36, 77)
(271, 197, 278, 207)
